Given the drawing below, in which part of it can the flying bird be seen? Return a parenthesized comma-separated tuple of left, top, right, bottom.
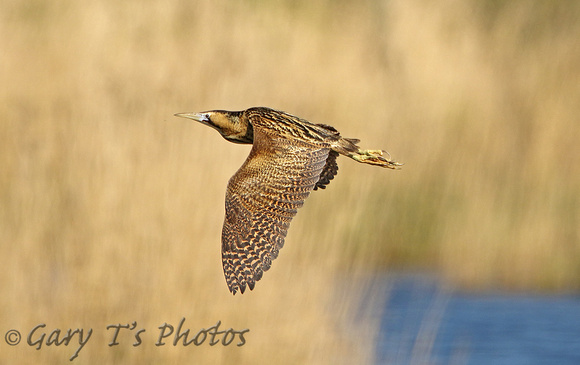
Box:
(174, 107, 401, 294)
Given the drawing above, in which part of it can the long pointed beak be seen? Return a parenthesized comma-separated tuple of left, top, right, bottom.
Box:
(174, 112, 210, 123)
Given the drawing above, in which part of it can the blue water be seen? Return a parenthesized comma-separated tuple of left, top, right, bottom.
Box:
(376, 276, 580, 364)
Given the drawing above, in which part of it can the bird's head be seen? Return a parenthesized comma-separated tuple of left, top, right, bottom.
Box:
(174, 110, 253, 144)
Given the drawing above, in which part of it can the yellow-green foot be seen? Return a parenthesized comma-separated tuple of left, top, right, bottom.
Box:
(351, 150, 402, 169)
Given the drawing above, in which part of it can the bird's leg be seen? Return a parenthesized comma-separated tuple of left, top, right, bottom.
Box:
(349, 149, 403, 169)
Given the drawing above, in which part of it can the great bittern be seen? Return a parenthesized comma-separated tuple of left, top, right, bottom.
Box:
(174, 107, 401, 294)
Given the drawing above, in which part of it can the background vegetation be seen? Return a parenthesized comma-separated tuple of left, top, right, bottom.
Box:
(1, 0, 579, 363)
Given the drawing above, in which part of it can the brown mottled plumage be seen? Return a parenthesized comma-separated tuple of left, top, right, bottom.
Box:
(174, 107, 401, 294)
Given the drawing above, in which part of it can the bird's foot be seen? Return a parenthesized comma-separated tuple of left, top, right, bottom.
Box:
(351, 149, 403, 169)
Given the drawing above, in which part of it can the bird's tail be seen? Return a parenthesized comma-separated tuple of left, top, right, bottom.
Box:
(335, 137, 360, 153)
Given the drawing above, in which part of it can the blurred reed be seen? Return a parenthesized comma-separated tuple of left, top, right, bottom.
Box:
(1, 0, 579, 363)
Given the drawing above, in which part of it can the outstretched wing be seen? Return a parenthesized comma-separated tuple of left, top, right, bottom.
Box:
(314, 150, 339, 190)
(221, 128, 330, 294)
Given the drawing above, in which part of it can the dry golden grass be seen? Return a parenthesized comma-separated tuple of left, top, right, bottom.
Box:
(1, 0, 579, 363)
